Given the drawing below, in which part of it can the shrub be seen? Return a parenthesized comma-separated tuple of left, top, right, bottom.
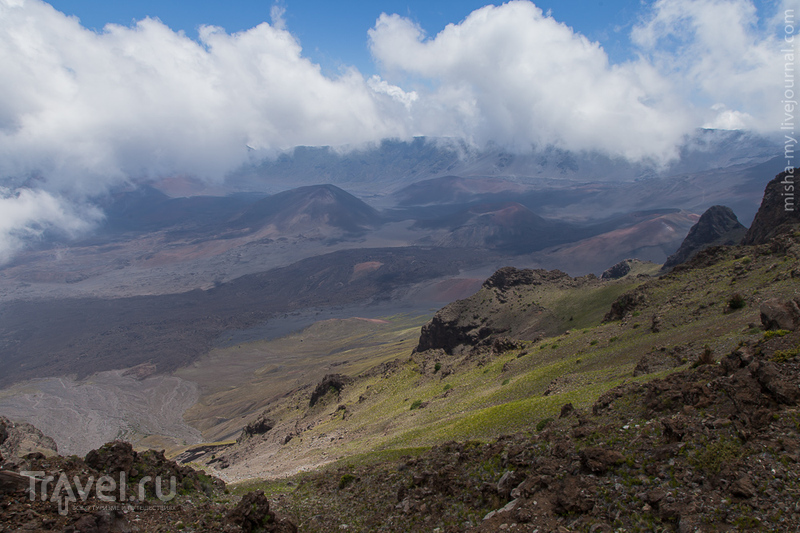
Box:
(443, 384, 452, 391)
(693, 345, 715, 367)
(536, 417, 553, 432)
(502, 378, 510, 386)
(728, 293, 746, 310)
(773, 346, 800, 363)
(764, 330, 791, 340)
(590, 339, 599, 346)
(410, 399, 423, 410)
(338, 474, 356, 489)
(434, 362, 441, 373)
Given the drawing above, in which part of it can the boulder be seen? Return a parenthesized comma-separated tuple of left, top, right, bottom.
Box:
(760, 298, 800, 331)
(228, 490, 297, 533)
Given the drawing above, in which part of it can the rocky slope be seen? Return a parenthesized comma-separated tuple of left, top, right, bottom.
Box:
(0, 439, 297, 532)
(662, 205, 746, 269)
(268, 321, 800, 532)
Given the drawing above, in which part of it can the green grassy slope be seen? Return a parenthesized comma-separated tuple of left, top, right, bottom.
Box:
(183, 238, 799, 487)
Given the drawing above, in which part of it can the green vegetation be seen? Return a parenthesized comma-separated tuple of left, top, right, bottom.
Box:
(338, 473, 356, 489)
(773, 345, 800, 363)
(209, 242, 800, 491)
(764, 329, 791, 340)
(728, 293, 747, 310)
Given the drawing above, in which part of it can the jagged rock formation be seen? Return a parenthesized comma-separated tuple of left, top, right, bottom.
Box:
(415, 267, 575, 354)
(663, 205, 746, 269)
(309, 373, 352, 407)
(601, 259, 634, 279)
(0, 416, 58, 460)
(239, 415, 276, 441)
(742, 168, 800, 245)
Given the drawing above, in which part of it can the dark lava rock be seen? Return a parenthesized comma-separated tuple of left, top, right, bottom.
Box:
(0, 470, 30, 494)
(415, 267, 573, 354)
(760, 297, 800, 331)
(240, 415, 275, 441)
(604, 289, 646, 322)
(309, 373, 352, 407)
(482, 266, 570, 290)
(663, 205, 746, 269)
(742, 167, 800, 245)
(84, 441, 136, 477)
(601, 259, 632, 280)
(579, 447, 624, 474)
(228, 490, 297, 533)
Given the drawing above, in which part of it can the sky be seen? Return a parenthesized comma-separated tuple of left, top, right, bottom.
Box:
(0, 0, 796, 262)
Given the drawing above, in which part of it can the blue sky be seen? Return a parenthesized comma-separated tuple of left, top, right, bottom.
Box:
(47, 0, 647, 74)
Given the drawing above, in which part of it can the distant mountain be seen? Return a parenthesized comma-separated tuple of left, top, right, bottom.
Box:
(663, 205, 746, 269)
(228, 130, 780, 195)
(231, 184, 382, 234)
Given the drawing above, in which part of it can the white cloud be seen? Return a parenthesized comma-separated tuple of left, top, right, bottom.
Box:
(0, 187, 102, 265)
(368, 2, 694, 161)
(0, 0, 787, 261)
(0, 0, 412, 193)
(631, 0, 784, 131)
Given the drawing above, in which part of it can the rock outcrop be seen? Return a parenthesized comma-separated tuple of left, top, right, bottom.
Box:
(227, 490, 297, 532)
(240, 415, 276, 441)
(415, 267, 576, 354)
(760, 297, 800, 331)
(0, 416, 58, 461)
(663, 205, 746, 269)
(309, 373, 352, 407)
(742, 168, 800, 245)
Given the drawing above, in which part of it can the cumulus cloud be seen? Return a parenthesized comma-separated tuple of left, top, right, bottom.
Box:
(0, 0, 410, 191)
(368, 3, 694, 161)
(0, 0, 788, 262)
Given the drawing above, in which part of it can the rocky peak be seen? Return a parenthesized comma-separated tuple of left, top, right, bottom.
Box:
(742, 168, 800, 245)
(663, 205, 746, 269)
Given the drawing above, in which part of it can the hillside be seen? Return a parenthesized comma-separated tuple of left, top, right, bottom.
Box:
(3, 168, 800, 531)
(231, 184, 382, 234)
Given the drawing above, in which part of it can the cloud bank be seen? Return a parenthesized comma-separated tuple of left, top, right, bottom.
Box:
(0, 0, 789, 262)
